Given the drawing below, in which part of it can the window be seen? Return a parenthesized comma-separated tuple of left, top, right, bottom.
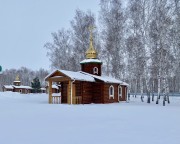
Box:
(118, 85, 122, 97)
(93, 67, 98, 74)
(19, 89, 22, 93)
(109, 85, 114, 99)
(118, 85, 122, 102)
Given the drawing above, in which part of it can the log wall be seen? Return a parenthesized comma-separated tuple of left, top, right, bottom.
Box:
(82, 82, 93, 104)
(92, 83, 103, 103)
(61, 82, 68, 103)
(119, 85, 127, 101)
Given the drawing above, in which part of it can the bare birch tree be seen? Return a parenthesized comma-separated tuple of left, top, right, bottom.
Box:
(99, 0, 126, 79)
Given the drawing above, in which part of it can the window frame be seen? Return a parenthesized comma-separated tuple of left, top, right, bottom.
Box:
(93, 67, 98, 74)
(118, 85, 122, 102)
(118, 85, 122, 98)
(109, 85, 114, 99)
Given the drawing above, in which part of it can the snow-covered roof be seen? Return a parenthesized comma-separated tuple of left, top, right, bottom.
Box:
(40, 88, 46, 91)
(3, 85, 14, 89)
(80, 59, 102, 64)
(80, 72, 123, 84)
(45, 69, 128, 85)
(13, 81, 21, 83)
(60, 70, 95, 82)
(13, 85, 32, 89)
(45, 69, 95, 82)
(121, 82, 129, 86)
(52, 85, 59, 89)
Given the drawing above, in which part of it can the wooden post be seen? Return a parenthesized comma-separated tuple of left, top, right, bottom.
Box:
(72, 83, 76, 104)
(49, 80, 52, 104)
(67, 81, 71, 104)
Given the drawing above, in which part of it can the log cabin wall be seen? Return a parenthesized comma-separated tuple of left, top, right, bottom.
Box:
(82, 82, 93, 104)
(13, 88, 31, 94)
(119, 85, 127, 101)
(81, 63, 102, 76)
(61, 82, 68, 103)
(103, 84, 119, 103)
(92, 83, 103, 103)
(75, 81, 82, 96)
(2, 87, 13, 92)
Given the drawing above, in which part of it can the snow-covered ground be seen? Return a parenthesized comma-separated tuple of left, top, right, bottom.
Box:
(0, 92, 179, 144)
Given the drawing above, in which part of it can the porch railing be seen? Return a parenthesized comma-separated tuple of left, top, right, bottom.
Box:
(52, 96, 61, 104)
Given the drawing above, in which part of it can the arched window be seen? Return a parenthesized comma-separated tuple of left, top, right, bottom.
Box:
(118, 85, 122, 97)
(109, 85, 114, 99)
(93, 67, 98, 74)
(19, 89, 22, 93)
(118, 85, 122, 102)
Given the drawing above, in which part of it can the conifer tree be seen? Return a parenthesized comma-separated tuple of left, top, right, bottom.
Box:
(31, 77, 41, 93)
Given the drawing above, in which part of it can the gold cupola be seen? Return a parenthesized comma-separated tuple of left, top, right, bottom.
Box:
(13, 75, 21, 86)
(85, 26, 97, 59)
(15, 75, 20, 81)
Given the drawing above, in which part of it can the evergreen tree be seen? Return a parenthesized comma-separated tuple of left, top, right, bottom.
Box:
(31, 77, 41, 93)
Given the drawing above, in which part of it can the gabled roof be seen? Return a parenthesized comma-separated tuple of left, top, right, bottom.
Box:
(45, 69, 95, 82)
(3, 85, 14, 89)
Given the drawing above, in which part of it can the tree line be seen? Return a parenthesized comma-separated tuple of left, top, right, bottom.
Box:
(44, 0, 179, 94)
(0, 67, 48, 91)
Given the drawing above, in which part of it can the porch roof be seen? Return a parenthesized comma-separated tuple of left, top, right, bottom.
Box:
(45, 69, 95, 82)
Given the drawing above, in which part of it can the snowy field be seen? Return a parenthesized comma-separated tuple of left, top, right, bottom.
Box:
(0, 92, 180, 144)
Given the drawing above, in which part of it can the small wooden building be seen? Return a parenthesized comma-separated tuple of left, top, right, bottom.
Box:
(2, 76, 32, 94)
(46, 84, 60, 94)
(2, 85, 14, 92)
(40, 88, 46, 93)
(45, 27, 128, 104)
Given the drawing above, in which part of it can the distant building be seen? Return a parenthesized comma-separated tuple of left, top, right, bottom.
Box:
(46, 84, 60, 94)
(45, 27, 129, 104)
(2, 75, 32, 94)
(2, 85, 14, 92)
(40, 88, 46, 93)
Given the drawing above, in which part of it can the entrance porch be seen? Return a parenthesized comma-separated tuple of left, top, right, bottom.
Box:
(45, 70, 83, 104)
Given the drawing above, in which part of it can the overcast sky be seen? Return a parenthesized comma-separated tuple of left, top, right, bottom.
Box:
(0, 0, 99, 71)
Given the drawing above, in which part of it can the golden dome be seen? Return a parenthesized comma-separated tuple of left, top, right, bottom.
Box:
(15, 75, 20, 81)
(85, 26, 97, 59)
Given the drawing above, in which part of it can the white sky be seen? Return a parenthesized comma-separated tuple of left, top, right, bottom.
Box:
(0, 0, 99, 71)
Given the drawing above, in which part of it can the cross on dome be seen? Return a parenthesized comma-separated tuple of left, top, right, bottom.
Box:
(85, 26, 97, 59)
